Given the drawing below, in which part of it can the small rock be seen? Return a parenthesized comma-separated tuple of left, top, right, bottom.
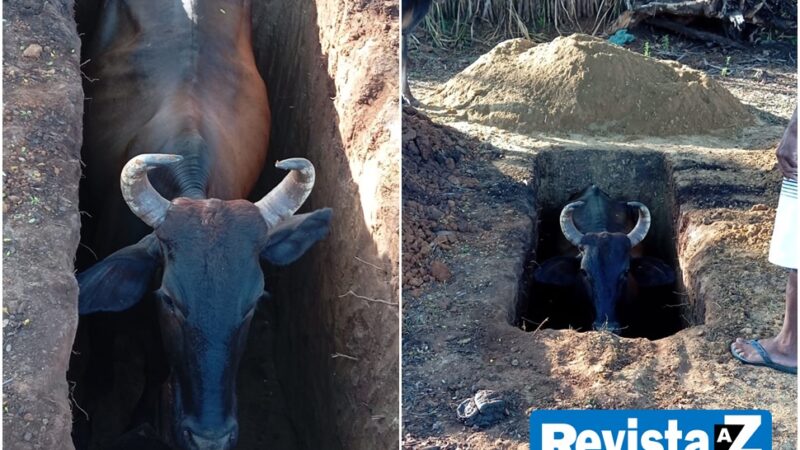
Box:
(24, 413, 34, 421)
(23, 44, 42, 59)
(461, 177, 480, 187)
(434, 231, 456, 245)
(740, 327, 752, 335)
(430, 261, 452, 282)
(402, 128, 417, 144)
(445, 158, 456, 171)
(750, 204, 769, 212)
(511, 359, 519, 366)
(24, 432, 32, 441)
(5, 345, 10, 352)
(427, 206, 444, 221)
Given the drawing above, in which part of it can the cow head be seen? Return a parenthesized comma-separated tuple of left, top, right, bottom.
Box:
(77, 154, 332, 450)
(535, 201, 674, 333)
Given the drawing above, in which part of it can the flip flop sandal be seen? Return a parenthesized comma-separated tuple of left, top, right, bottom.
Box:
(456, 390, 507, 428)
(731, 339, 797, 375)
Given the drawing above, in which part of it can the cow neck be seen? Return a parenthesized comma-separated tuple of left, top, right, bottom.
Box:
(173, 156, 208, 200)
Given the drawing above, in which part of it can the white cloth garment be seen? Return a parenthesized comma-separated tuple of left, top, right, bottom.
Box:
(769, 177, 798, 269)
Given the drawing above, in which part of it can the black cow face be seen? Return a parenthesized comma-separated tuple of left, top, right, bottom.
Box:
(535, 232, 675, 334)
(77, 198, 332, 450)
(577, 233, 631, 331)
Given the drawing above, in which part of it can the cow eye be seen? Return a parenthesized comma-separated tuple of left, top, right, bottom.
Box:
(163, 297, 176, 313)
(156, 290, 181, 315)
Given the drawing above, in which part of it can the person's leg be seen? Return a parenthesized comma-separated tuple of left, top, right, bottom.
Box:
(731, 270, 797, 368)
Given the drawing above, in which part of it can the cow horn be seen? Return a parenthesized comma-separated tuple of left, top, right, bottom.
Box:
(559, 201, 585, 247)
(120, 154, 183, 228)
(255, 158, 315, 227)
(626, 202, 651, 247)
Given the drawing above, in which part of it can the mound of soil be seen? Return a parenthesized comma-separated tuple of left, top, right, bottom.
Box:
(402, 107, 480, 294)
(430, 34, 756, 136)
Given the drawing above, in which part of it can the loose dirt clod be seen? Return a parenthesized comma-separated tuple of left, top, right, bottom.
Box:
(402, 107, 476, 292)
(22, 44, 42, 59)
(430, 261, 452, 282)
(431, 34, 756, 137)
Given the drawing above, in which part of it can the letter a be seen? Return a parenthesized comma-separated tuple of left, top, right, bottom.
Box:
(717, 428, 732, 443)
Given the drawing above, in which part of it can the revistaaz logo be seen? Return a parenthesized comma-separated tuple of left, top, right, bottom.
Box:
(529, 410, 772, 450)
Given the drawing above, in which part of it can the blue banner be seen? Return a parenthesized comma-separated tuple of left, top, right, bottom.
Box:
(530, 410, 772, 450)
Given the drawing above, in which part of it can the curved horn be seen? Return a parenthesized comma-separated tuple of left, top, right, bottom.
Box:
(626, 202, 651, 247)
(255, 158, 315, 227)
(120, 154, 183, 228)
(559, 201, 585, 247)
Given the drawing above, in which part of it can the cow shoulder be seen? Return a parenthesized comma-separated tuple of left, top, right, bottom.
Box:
(534, 256, 580, 286)
(631, 256, 675, 287)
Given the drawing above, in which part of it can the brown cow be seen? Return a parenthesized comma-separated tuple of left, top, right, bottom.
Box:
(75, 1, 331, 449)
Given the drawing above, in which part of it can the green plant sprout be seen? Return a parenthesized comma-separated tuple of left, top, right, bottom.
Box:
(660, 35, 670, 52)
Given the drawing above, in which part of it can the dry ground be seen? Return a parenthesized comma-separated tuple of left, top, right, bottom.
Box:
(402, 30, 797, 449)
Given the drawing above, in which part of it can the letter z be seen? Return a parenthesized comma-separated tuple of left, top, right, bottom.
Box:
(723, 415, 761, 450)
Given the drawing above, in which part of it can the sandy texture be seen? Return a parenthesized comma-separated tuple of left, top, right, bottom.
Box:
(431, 34, 756, 137)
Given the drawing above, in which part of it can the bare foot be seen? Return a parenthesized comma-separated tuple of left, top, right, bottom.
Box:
(731, 337, 797, 369)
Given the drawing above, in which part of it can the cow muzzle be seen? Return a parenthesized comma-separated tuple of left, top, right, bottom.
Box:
(181, 417, 238, 450)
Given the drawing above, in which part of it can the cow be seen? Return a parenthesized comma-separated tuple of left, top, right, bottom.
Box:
(534, 185, 675, 333)
(402, 0, 432, 106)
(74, 1, 332, 449)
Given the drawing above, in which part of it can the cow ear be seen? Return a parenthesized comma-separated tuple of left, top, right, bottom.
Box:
(261, 208, 332, 266)
(631, 256, 675, 287)
(77, 234, 162, 314)
(534, 256, 579, 286)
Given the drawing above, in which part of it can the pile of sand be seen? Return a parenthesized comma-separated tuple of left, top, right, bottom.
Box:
(430, 34, 756, 136)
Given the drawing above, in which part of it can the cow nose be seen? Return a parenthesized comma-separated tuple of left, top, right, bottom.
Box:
(182, 418, 238, 450)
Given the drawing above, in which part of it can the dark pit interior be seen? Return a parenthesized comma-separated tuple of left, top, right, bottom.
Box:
(514, 150, 696, 340)
(68, 1, 390, 449)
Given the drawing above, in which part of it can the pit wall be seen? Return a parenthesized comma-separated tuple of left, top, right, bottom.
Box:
(250, 1, 399, 449)
(2, 1, 84, 449)
(513, 149, 689, 338)
(497, 146, 781, 340)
